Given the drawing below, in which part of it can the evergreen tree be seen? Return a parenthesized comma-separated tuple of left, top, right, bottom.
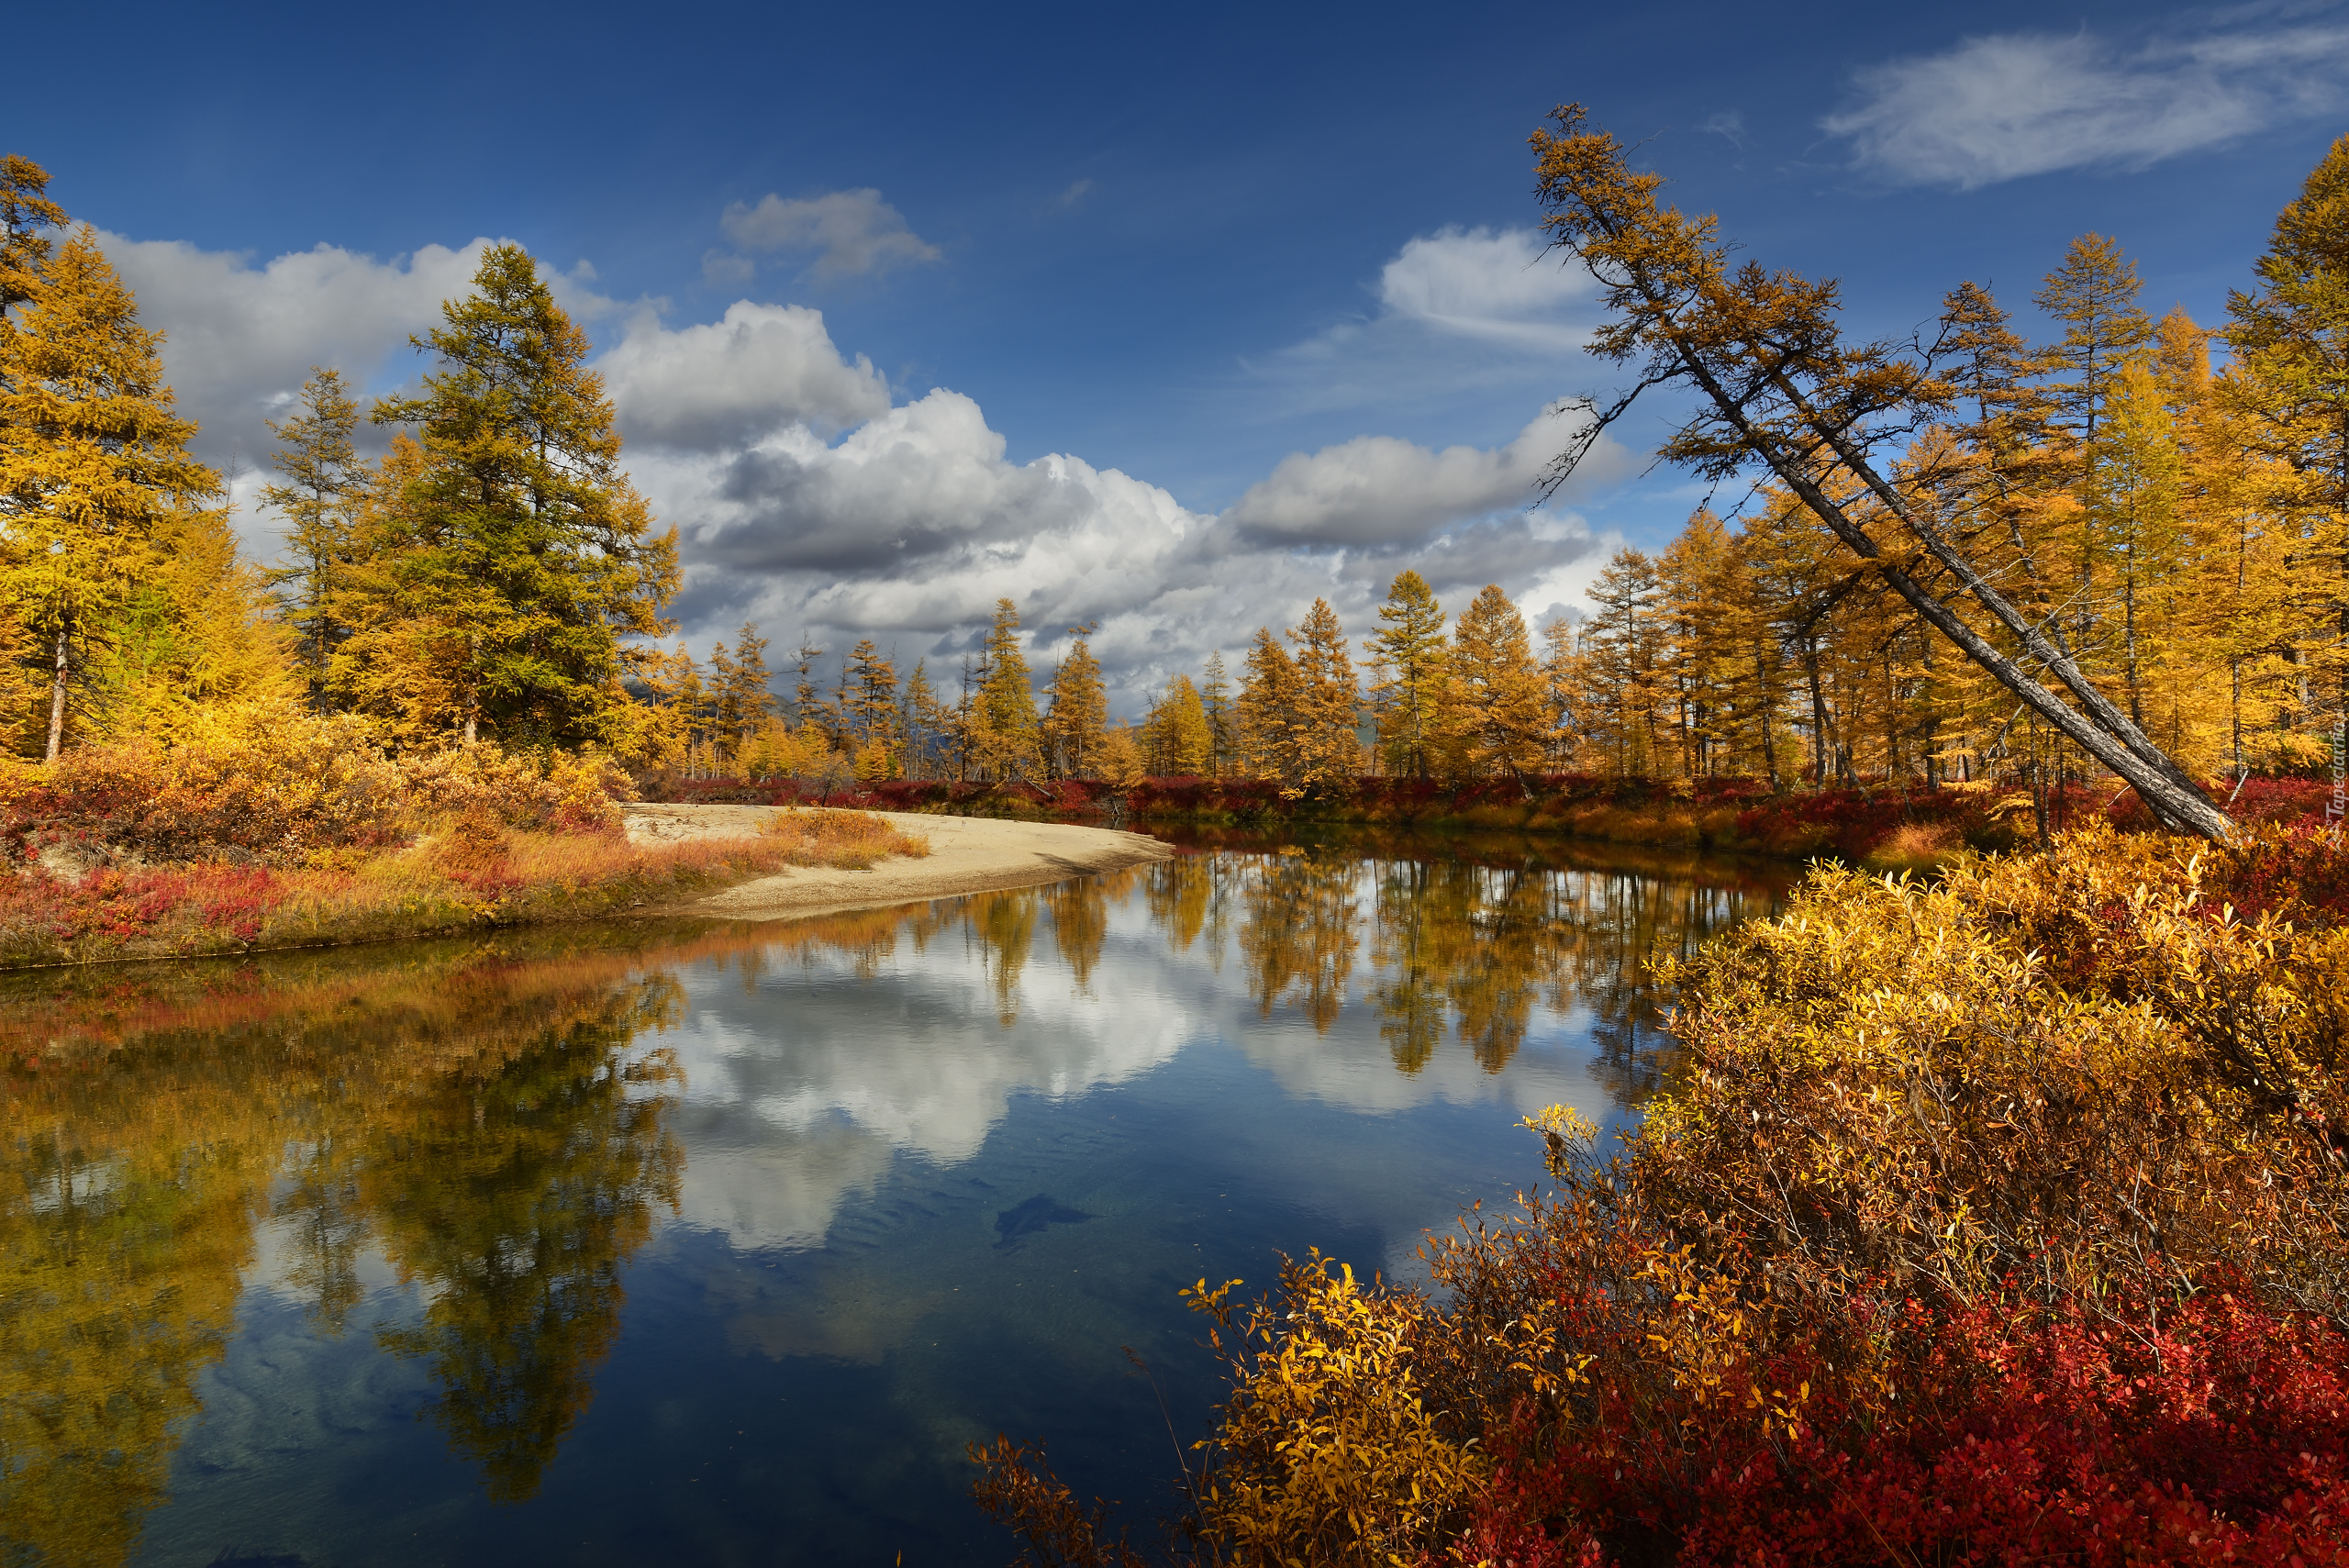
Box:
(1364, 570, 1447, 777)
(361, 244, 677, 751)
(261, 368, 367, 713)
(707, 636, 740, 757)
(0, 228, 225, 759)
(1042, 625, 1107, 778)
(2036, 235, 2156, 679)
(789, 633, 833, 742)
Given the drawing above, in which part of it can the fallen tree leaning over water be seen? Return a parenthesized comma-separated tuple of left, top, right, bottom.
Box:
(975, 822, 2349, 1564)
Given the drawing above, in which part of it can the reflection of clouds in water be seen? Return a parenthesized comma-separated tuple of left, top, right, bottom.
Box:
(654, 858, 1673, 1252)
(660, 912, 1191, 1251)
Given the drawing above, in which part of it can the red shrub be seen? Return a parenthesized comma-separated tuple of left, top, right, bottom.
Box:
(1462, 1278, 2349, 1567)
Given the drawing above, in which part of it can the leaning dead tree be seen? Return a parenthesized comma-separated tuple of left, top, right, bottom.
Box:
(1530, 106, 2234, 840)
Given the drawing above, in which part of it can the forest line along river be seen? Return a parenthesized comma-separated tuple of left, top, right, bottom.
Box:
(0, 826, 1794, 1568)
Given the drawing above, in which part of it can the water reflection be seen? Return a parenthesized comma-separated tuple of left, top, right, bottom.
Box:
(0, 830, 1787, 1567)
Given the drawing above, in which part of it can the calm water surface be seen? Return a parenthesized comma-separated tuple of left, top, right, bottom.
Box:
(1, 829, 1790, 1568)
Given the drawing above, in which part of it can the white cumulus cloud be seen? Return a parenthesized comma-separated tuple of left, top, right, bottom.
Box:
(1824, 20, 2349, 188)
(99, 234, 526, 471)
(106, 223, 1623, 707)
(718, 189, 941, 280)
(1374, 226, 1595, 351)
(1227, 406, 1612, 546)
(600, 301, 891, 450)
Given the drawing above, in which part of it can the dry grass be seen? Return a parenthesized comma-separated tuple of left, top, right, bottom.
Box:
(0, 808, 931, 969)
(760, 806, 931, 868)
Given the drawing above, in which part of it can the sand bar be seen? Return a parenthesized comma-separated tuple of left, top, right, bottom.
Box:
(622, 802, 1174, 920)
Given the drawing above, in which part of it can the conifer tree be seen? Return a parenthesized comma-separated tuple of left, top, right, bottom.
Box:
(726, 623, 775, 754)
(708, 636, 740, 758)
(2037, 235, 2157, 707)
(651, 643, 703, 775)
(1042, 625, 1107, 778)
(1200, 651, 1234, 776)
(333, 434, 463, 745)
(1446, 584, 1546, 787)
(1147, 673, 1213, 775)
(1657, 508, 1744, 776)
(788, 633, 834, 743)
(1579, 550, 1666, 776)
(1364, 570, 1447, 777)
(975, 598, 1041, 780)
(1531, 108, 2230, 835)
(261, 368, 367, 712)
(1541, 617, 1583, 770)
(362, 244, 677, 751)
(901, 658, 952, 780)
(0, 156, 65, 324)
(2227, 131, 2349, 754)
(1288, 597, 1360, 786)
(1235, 627, 1302, 781)
(841, 637, 897, 776)
(0, 157, 63, 747)
(0, 228, 224, 759)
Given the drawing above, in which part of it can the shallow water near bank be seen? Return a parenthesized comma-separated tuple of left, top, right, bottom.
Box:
(1, 829, 1791, 1568)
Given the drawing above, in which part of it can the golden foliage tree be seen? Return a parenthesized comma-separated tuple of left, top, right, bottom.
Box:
(0, 227, 246, 759)
(1442, 584, 1546, 787)
(1042, 626, 1107, 778)
(1364, 570, 1447, 777)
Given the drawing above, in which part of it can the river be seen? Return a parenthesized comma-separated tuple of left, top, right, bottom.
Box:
(0, 828, 1791, 1567)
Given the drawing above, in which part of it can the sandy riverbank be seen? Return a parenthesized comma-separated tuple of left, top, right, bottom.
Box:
(622, 803, 1174, 920)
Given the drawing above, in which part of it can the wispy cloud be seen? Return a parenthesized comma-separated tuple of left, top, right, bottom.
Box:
(1824, 17, 2349, 188)
(717, 188, 941, 279)
(1243, 227, 1599, 420)
(1696, 110, 1746, 149)
(1055, 177, 1095, 209)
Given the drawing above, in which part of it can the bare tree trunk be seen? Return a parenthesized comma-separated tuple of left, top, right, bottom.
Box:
(45, 625, 68, 763)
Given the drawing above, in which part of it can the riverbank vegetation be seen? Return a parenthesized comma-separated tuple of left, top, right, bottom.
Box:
(0, 157, 930, 962)
(0, 714, 925, 966)
(647, 115, 2349, 849)
(978, 824, 2349, 1565)
(967, 116, 2349, 1566)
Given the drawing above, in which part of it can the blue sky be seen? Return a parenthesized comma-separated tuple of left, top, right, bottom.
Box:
(9, 0, 2345, 700)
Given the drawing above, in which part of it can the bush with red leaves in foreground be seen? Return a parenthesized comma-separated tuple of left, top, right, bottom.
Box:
(975, 822, 2349, 1565)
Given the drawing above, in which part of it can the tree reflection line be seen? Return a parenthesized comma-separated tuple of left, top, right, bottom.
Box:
(0, 836, 1777, 1567)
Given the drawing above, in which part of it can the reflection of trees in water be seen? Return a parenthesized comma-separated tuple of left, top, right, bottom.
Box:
(1236, 851, 1360, 1031)
(0, 1110, 265, 1568)
(368, 987, 685, 1503)
(1209, 840, 1773, 1084)
(965, 889, 1040, 1025)
(0, 834, 1782, 1561)
(1360, 851, 1777, 1090)
(1043, 867, 1140, 994)
(0, 957, 693, 1562)
(1552, 874, 1767, 1111)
